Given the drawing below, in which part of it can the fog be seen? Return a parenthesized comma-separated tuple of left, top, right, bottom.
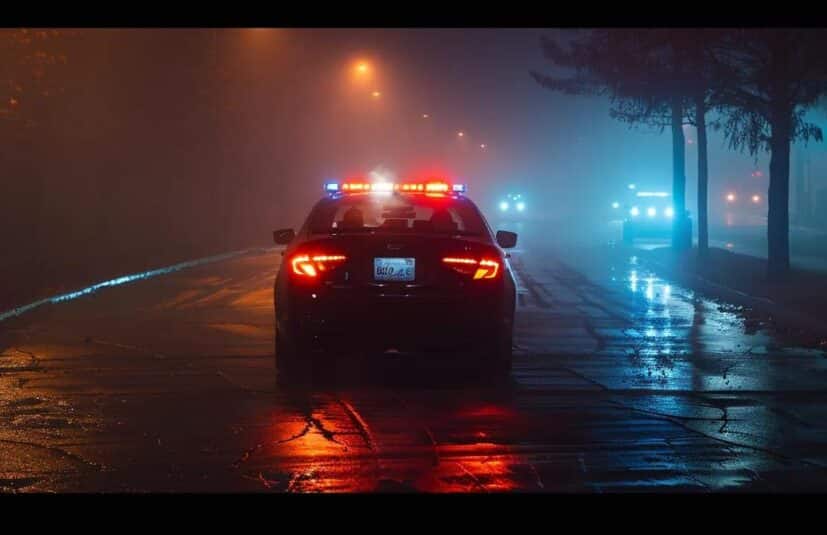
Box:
(2, 28, 824, 309)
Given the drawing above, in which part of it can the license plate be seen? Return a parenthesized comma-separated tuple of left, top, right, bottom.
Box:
(374, 257, 415, 282)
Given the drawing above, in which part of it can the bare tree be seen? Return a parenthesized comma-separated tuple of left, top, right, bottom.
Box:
(532, 29, 724, 253)
(712, 29, 827, 280)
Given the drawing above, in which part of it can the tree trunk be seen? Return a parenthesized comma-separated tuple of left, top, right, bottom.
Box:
(671, 97, 690, 251)
(695, 93, 709, 259)
(793, 144, 807, 225)
(767, 106, 791, 280)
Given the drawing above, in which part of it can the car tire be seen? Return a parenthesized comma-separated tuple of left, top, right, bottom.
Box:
(275, 326, 312, 386)
(484, 328, 513, 380)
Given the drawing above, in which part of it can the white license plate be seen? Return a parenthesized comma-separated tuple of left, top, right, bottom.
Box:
(374, 257, 415, 282)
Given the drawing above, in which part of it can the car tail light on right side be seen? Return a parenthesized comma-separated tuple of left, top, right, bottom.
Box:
(442, 256, 501, 280)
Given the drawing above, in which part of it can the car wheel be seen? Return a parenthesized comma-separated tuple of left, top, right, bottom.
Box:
(484, 329, 513, 380)
(275, 327, 312, 386)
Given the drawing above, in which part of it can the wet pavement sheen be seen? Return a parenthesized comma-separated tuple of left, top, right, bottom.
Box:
(2, 225, 827, 492)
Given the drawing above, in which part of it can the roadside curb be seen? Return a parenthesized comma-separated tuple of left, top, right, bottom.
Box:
(0, 246, 280, 324)
(635, 248, 827, 343)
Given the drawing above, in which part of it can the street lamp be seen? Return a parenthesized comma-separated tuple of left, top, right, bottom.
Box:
(353, 61, 373, 77)
(480, 143, 486, 149)
(371, 90, 381, 98)
(726, 192, 736, 203)
(349, 60, 374, 85)
(457, 131, 465, 137)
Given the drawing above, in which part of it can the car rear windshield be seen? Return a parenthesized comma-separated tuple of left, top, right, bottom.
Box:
(308, 194, 487, 236)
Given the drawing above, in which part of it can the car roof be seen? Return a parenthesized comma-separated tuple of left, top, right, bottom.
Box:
(299, 192, 494, 241)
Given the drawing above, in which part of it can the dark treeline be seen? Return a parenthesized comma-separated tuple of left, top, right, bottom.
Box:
(533, 28, 827, 280)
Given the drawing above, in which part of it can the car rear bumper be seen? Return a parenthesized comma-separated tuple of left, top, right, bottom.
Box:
(283, 293, 509, 355)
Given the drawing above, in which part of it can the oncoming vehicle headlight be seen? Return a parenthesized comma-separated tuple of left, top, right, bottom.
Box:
(499, 201, 509, 212)
(516, 202, 525, 212)
(664, 206, 674, 218)
(647, 207, 657, 217)
(630, 206, 640, 217)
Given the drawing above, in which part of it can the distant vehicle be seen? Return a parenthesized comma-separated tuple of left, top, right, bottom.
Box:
(722, 189, 766, 211)
(497, 193, 527, 217)
(272, 179, 518, 382)
(612, 186, 680, 244)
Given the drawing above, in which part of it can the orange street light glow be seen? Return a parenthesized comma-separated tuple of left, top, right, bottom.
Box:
(752, 194, 761, 203)
(350, 61, 374, 83)
(371, 90, 381, 98)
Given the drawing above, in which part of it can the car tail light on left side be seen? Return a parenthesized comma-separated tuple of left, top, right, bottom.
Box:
(290, 253, 347, 278)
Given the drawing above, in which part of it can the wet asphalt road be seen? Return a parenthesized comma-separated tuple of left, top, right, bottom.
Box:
(2, 222, 827, 492)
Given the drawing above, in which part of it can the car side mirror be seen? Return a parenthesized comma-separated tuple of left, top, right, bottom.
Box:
(273, 228, 295, 245)
(496, 230, 517, 249)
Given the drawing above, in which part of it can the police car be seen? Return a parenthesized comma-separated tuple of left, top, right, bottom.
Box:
(272, 179, 518, 381)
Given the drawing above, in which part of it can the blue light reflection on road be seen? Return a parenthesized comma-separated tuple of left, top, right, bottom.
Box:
(0, 247, 276, 323)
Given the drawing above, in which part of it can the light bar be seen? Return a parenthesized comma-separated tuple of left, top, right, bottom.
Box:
(636, 191, 669, 198)
(342, 182, 371, 192)
(371, 182, 394, 192)
(425, 182, 449, 192)
(324, 181, 468, 194)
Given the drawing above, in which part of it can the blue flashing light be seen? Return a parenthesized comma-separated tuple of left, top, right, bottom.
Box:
(324, 182, 339, 192)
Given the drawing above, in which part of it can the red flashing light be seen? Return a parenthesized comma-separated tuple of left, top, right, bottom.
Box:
(425, 182, 450, 192)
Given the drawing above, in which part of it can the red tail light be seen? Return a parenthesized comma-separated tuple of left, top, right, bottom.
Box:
(290, 254, 347, 278)
(442, 256, 500, 280)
